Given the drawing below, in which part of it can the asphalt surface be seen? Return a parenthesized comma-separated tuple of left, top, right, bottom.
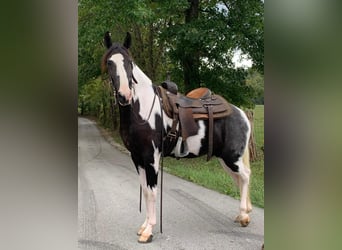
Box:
(78, 117, 264, 250)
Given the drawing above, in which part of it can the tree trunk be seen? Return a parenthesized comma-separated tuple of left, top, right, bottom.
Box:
(183, 0, 200, 93)
(245, 110, 258, 162)
(148, 23, 156, 81)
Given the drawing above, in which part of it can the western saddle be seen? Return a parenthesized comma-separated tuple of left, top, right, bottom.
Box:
(157, 80, 232, 160)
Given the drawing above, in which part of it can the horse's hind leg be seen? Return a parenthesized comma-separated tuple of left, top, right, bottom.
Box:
(241, 147, 253, 214)
(219, 147, 252, 227)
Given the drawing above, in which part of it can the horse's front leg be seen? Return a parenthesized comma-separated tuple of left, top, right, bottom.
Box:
(138, 186, 157, 243)
(137, 144, 160, 243)
(137, 167, 148, 236)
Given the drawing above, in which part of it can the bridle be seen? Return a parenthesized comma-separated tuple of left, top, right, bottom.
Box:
(108, 54, 158, 125)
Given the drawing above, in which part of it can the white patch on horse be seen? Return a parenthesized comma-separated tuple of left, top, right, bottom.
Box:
(109, 54, 131, 101)
(132, 64, 173, 130)
(185, 120, 206, 155)
(151, 141, 160, 173)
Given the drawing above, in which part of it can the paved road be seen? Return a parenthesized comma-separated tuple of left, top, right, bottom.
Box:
(78, 117, 264, 250)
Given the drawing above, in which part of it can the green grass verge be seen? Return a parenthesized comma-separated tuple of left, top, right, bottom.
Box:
(164, 155, 264, 208)
(105, 105, 264, 208)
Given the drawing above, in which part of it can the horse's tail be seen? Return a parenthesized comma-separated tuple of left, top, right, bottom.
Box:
(242, 109, 252, 170)
(242, 144, 251, 170)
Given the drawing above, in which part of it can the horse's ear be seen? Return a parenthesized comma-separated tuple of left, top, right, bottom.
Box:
(123, 32, 131, 49)
(103, 31, 112, 49)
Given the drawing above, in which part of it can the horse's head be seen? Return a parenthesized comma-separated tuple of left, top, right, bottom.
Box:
(102, 32, 135, 106)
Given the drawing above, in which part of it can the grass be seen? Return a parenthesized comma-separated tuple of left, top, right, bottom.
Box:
(254, 105, 264, 152)
(104, 105, 264, 208)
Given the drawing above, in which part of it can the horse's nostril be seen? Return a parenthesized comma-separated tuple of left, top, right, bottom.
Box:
(117, 92, 128, 104)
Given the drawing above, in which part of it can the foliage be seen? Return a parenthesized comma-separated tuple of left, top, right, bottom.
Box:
(246, 69, 264, 104)
(78, 0, 264, 114)
(222, 0, 264, 74)
(78, 77, 114, 128)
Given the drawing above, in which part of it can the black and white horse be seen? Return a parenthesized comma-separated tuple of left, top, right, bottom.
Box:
(102, 32, 252, 243)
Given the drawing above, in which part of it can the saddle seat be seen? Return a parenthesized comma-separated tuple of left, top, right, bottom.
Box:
(175, 87, 231, 120)
(186, 87, 211, 99)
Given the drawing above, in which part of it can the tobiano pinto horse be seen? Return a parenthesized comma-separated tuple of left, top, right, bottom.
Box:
(101, 32, 252, 243)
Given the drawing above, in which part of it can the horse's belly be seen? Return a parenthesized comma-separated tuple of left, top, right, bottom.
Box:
(185, 120, 206, 156)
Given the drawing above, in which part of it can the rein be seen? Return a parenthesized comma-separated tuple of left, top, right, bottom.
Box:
(156, 87, 164, 234)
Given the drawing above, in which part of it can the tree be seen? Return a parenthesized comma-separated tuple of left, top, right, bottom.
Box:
(183, 0, 201, 92)
(78, 0, 264, 118)
(162, 0, 263, 106)
(223, 0, 264, 74)
(246, 69, 264, 104)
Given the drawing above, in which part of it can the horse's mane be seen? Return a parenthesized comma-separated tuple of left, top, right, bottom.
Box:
(101, 43, 132, 74)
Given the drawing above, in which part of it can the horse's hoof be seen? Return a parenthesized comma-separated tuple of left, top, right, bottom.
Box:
(239, 214, 250, 227)
(138, 233, 153, 243)
(234, 214, 250, 227)
(137, 226, 146, 236)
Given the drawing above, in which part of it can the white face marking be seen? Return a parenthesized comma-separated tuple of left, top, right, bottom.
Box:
(109, 54, 132, 102)
(185, 120, 206, 155)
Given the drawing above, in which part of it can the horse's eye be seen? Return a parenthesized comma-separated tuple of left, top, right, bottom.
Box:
(107, 60, 113, 66)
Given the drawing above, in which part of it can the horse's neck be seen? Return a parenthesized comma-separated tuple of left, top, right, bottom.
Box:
(133, 64, 152, 87)
(118, 105, 132, 150)
(132, 64, 156, 117)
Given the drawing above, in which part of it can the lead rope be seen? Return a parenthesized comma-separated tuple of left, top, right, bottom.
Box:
(139, 185, 142, 213)
(156, 86, 164, 234)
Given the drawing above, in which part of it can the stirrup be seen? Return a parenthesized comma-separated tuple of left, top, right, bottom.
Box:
(174, 137, 189, 158)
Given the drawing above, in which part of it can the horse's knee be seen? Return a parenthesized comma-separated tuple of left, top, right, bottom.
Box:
(146, 187, 157, 200)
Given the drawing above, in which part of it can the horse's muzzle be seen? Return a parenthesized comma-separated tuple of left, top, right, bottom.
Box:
(117, 92, 131, 106)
